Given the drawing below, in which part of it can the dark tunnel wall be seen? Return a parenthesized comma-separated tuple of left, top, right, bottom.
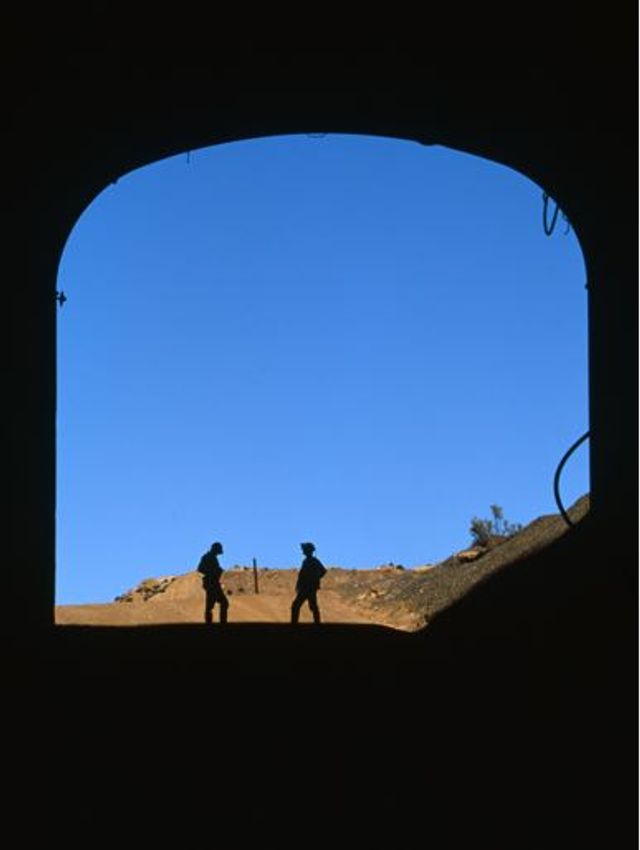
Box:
(4, 18, 637, 843)
(7, 43, 636, 628)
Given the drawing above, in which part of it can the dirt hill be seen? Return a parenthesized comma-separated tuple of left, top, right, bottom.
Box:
(55, 569, 378, 627)
(56, 494, 589, 630)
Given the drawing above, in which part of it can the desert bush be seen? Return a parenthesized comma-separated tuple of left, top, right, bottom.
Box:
(470, 504, 523, 546)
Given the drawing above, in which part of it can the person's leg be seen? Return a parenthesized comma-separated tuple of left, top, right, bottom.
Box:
(291, 592, 304, 623)
(204, 588, 213, 624)
(219, 590, 229, 624)
(308, 591, 321, 624)
(209, 587, 228, 624)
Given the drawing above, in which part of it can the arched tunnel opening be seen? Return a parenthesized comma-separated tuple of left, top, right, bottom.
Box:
(54, 133, 590, 626)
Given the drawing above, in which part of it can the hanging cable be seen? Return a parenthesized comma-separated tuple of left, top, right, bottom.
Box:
(542, 191, 561, 235)
(553, 430, 590, 528)
(542, 191, 572, 236)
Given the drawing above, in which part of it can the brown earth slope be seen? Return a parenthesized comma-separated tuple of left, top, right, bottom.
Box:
(56, 494, 589, 630)
(343, 493, 591, 629)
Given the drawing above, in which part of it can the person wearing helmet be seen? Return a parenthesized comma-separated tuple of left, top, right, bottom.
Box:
(291, 541, 327, 624)
(197, 541, 229, 624)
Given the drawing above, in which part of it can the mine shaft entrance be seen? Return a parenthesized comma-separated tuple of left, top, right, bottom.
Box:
(55, 133, 589, 620)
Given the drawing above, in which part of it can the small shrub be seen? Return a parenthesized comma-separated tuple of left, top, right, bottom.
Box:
(469, 517, 494, 547)
(470, 505, 523, 546)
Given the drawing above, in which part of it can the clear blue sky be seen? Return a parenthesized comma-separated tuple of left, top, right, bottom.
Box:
(56, 134, 589, 604)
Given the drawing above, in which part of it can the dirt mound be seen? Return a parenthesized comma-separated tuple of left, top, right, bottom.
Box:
(344, 494, 591, 629)
(55, 568, 378, 627)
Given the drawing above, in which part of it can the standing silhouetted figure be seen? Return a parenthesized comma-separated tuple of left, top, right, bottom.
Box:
(291, 542, 327, 624)
(197, 541, 229, 624)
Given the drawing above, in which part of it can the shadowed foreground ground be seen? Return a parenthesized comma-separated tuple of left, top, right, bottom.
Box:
(8, 514, 635, 843)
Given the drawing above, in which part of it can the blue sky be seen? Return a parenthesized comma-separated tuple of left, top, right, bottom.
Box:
(56, 134, 589, 604)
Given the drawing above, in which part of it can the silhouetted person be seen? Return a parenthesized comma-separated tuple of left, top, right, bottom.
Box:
(197, 541, 229, 624)
(291, 541, 327, 624)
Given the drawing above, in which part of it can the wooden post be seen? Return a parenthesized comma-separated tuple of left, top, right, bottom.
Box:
(253, 557, 259, 594)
